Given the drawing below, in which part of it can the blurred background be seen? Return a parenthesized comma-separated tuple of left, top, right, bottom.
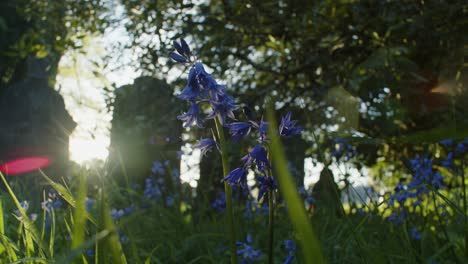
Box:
(0, 0, 467, 201)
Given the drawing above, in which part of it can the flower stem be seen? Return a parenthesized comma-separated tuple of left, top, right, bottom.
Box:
(268, 190, 274, 264)
(461, 159, 468, 259)
(215, 118, 238, 264)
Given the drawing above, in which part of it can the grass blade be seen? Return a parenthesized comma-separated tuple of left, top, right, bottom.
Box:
(266, 106, 326, 264)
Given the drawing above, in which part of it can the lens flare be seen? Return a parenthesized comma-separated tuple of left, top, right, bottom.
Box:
(0, 157, 51, 175)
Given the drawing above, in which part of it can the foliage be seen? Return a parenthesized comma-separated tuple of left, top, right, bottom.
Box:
(0, 0, 107, 87)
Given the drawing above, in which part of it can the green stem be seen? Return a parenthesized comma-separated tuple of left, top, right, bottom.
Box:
(461, 160, 468, 259)
(268, 191, 274, 264)
(215, 118, 238, 264)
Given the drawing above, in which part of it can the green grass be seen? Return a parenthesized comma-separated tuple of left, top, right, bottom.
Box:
(0, 157, 466, 263)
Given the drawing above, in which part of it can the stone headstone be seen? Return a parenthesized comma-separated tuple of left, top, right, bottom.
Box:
(108, 77, 182, 185)
(0, 56, 76, 181)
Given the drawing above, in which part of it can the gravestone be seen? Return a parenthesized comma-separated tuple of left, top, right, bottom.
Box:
(0, 56, 76, 182)
(109, 77, 182, 186)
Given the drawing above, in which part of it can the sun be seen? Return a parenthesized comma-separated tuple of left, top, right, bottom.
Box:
(69, 135, 110, 164)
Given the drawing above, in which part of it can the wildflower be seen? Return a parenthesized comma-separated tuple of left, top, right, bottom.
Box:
(110, 208, 125, 221)
(241, 145, 270, 172)
(455, 142, 467, 155)
(440, 152, 454, 168)
(227, 122, 252, 142)
(212, 192, 226, 212)
(331, 138, 357, 161)
(206, 93, 239, 125)
(283, 240, 296, 264)
(222, 167, 247, 187)
(194, 138, 218, 156)
(256, 176, 277, 201)
(86, 198, 94, 212)
(169, 38, 191, 63)
(236, 234, 262, 263)
(410, 227, 422, 240)
(279, 112, 304, 138)
(439, 139, 455, 147)
(178, 103, 204, 128)
(259, 120, 269, 143)
(151, 160, 165, 175)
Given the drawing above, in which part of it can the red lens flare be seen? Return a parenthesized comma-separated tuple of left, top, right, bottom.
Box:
(0, 157, 51, 175)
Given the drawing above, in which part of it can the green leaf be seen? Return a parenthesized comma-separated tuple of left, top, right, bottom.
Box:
(266, 105, 326, 264)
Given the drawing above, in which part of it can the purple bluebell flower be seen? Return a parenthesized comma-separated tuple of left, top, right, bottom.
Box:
(241, 145, 270, 171)
(283, 240, 296, 264)
(455, 142, 467, 155)
(331, 138, 358, 161)
(256, 176, 277, 201)
(194, 138, 218, 156)
(441, 152, 454, 168)
(206, 93, 239, 125)
(178, 103, 204, 128)
(236, 234, 262, 263)
(110, 208, 125, 221)
(212, 192, 226, 212)
(151, 160, 165, 175)
(177, 65, 202, 101)
(86, 198, 94, 212)
(169, 38, 191, 63)
(259, 120, 269, 143)
(410, 227, 422, 240)
(227, 122, 252, 142)
(222, 167, 247, 187)
(439, 139, 455, 147)
(284, 255, 294, 264)
(387, 210, 406, 225)
(279, 112, 304, 138)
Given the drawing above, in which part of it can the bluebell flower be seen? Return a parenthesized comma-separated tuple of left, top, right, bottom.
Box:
(206, 93, 239, 125)
(410, 227, 422, 240)
(86, 249, 94, 257)
(241, 145, 270, 171)
(331, 138, 358, 161)
(284, 255, 294, 264)
(279, 112, 304, 138)
(212, 192, 226, 212)
(178, 103, 204, 128)
(194, 138, 218, 156)
(284, 239, 296, 253)
(236, 234, 262, 263)
(86, 198, 94, 212)
(455, 142, 467, 155)
(151, 160, 165, 175)
(227, 122, 252, 142)
(256, 176, 277, 201)
(222, 168, 247, 187)
(177, 65, 202, 101)
(387, 210, 406, 225)
(441, 152, 454, 168)
(283, 240, 296, 264)
(439, 139, 455, 147)
(169, 38, 191, 63)
(259, 120, 269, 143)
(110, 208, 125, 221)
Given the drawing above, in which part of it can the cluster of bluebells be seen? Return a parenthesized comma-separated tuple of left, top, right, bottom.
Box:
(331, 138, 358, 162)
(110, 204, 135, 222)
(14, 200, 38, 222)
(283, 240, 296, 264)
(41, 189, 63, 213)
(170, 38, 304, 202)
(236, 234, 262, 263)
(439, 137, 468, 169)
(388, 156, 444, 210)
(387, 155, 445, 225)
